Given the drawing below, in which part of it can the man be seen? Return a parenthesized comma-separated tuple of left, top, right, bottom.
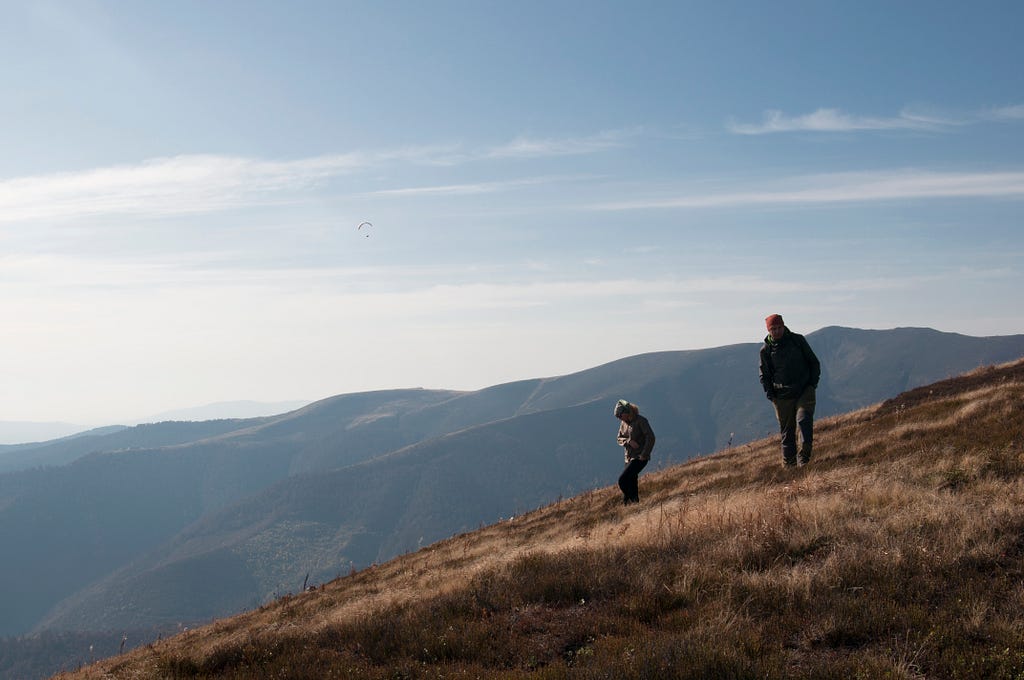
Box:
(759, 314, 821, 467)
(614, 399, 655, 504)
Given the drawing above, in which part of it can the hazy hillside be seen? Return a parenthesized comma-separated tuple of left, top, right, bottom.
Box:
(0, 421, 249, 474)
(35, 400, 615, 633)
(0, 389, 465, 637)
(3, 326, 1024, 674)
(0, 400, 310, 449)
(0, 422, 90, 447)
(137, 400, 312, 424)
(0, 389, 464, 476)
(810, 325, 1024, 410)
(50, 357, 1024, 679)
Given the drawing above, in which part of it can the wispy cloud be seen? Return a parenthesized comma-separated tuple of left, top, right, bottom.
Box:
(0, 153, 376, 223)
(590, 170, 1024, 210)
(360, 174, 589, 198)
(729, 104, 1024, 135)
(0, 130, 629, 223)
(990, 104, 1024, 120)
(361, 176, 552, 198)
(727, 108, 958, 135)
(483, 128, 637, 159)
(357, 131, 634, 167)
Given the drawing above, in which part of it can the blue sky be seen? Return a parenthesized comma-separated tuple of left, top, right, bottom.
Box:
(1, 1, 1022, 426)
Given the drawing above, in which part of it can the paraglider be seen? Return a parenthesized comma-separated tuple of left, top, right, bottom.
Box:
(357, 221, 372, 237)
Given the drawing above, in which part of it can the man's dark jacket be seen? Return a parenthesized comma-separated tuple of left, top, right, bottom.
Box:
(759, 328, 821, 399)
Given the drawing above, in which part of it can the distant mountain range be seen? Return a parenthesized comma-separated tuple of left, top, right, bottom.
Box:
(2, 326, 1023, 644)
(0, 400, 311, 447)
(0, 422, 96, 447)
(132, 399, 313, 425)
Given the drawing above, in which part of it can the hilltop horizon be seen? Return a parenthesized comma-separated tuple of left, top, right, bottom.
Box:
(4, 324, 1017, 438)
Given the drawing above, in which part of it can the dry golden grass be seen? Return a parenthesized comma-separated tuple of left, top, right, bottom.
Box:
(57, 359, 1024, 679)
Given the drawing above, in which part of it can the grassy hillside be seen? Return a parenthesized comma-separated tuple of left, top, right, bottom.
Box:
(0, 389, 465, 637)
(55, 358, 1024, 679)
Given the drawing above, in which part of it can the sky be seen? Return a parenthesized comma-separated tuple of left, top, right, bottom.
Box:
(1, 0, 1022, 427)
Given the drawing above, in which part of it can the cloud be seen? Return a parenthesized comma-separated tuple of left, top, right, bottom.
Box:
(346, 131, 633, 168)
(0, 130, 628, 223)
(727, 108, 957, 135)
(0, 153, 374, 223)
(0, 245, 880, 307)
(590, 170, 1024, 210)
(361, 177, 550, 198)
(360, 174, 589, 198)
(990, 104, 1024, 120)
(483, 128, 637, 159)
(729, 104, 1024, 135)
